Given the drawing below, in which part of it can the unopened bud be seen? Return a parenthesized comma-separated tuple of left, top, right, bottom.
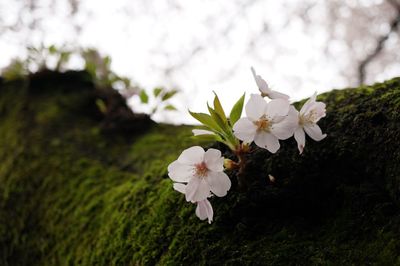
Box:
(268, 174, 276, 183)
(224, 159, 238, 170)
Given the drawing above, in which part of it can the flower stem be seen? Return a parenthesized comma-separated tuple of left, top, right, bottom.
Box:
(233, 143, 250, 191)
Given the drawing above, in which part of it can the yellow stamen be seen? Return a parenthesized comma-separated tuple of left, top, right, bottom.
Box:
(254, 117, 270, 132)
(300, 109, 318, 125)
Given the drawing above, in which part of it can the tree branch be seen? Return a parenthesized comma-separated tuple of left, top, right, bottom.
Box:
(358, 0, 400, 85)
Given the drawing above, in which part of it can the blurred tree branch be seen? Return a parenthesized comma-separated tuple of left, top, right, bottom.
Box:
(358, 0, 400, 85)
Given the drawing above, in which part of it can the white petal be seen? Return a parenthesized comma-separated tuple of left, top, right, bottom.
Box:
(268, 89, 290, 100)
(271, 106, 298, 140)
(177, 146, 205, 165)
(205, 199, 214, 224)
(204, 148, 224, 172)
(195, 199, 214, 223)
(173, 183, 186, 194)
(254, 132, 280, 153)
(251, 67, 269, 93)
(168, 161, 194, 182)
(192, 129, 214, 136)
(233, 118, 257, 143)
(195, 200, 207, 220)
(312, 102, 326, 122)
(304, 124, 327, 141)
(265, 99, 290, 120)
(185, 177, 210, 202)
(300, 92, 317, 115)
(245, 94, 267, 121)
(185, 177, 199, 202)
(294, 127, 306, 154)
(207, 171, 231, 197)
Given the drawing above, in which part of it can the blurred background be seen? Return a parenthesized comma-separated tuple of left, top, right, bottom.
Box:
(1, 0, 399, 123)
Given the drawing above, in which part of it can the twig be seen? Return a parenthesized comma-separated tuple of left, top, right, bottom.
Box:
(358, 0, 400, 85)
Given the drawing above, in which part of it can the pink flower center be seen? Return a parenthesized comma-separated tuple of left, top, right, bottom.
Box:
(194, 162, 208, 177)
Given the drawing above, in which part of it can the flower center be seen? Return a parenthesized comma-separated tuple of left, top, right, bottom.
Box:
(254, 117, 270, 132)
(194, 162, 208, 177)
(300, 110, 318, 125)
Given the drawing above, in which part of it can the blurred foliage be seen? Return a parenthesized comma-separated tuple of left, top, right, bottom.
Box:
(138, 87, 179, 115)
(1, 59, 28, 81)
(0, 45, 179, 117)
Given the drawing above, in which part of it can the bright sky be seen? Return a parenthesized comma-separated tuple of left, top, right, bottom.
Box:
(0, 0, 399, 123)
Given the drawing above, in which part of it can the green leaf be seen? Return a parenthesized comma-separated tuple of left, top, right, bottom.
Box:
(153, 87, 163, 97)
(193, 125, 213, 131)
(207, 103, 230, 134)
(189, 111, 222, 133)
(139, 90, 149, 104)
(229, 93, 245, 126)
(162, 89, 178, 101)
(213, 92, 227, 122)
(164, 104, 177, 111)
(208, 103, 240, 147)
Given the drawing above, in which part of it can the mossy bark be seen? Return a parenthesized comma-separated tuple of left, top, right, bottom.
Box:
(0, 71, 399, 265)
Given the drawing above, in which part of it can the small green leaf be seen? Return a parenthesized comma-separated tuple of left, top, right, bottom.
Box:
(162, 89, 178, 101)
(153, 87, 163, 97)
(164, 104, 177, 111)
(189, 111, 222, 133)
(229, 93, 245, 125)
(207, 103, 231, 135)
(139, 90, 149, 104)
(193, 125, 213, 131)
(213, 92, 227, 122)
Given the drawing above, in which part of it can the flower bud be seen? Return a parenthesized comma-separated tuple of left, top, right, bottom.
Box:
(268, 174, 276, 183)
(224, 159, 238, 170)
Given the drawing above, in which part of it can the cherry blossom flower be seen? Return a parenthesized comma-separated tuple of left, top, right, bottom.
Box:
(294, 92, 327, 154)
(233, 94, 297, 153)
(173, 182, 214, 223)
(251, 67, 289, 100)
(168, 146, 231, 202)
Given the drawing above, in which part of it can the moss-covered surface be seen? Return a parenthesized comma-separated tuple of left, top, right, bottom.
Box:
(0, 71, 399, 265)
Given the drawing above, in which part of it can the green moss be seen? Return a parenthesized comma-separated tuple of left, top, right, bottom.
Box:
(0, 72, 399, 265)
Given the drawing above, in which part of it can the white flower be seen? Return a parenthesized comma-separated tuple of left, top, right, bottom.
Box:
(168, 146, 231, 202)
(294, 92, 327, 154)
(251, 67, 289, 100)
(233, 94, 297, 153)
(173, 183, 214, 223)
